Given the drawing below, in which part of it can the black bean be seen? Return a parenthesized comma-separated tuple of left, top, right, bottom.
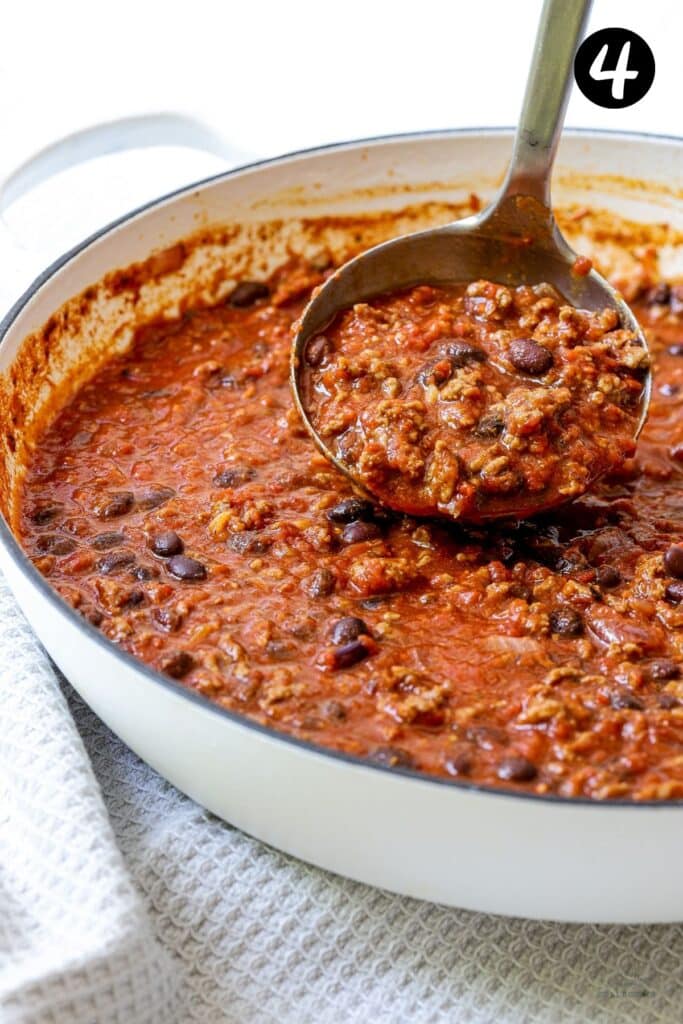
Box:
(97, 492, 134, 519)
(664, 545, 683, 578)
(132, 564, 160, 581)
(493, 537, 519, 566)
(97, 550, 136, 574)
(228, 531, 271, 555)
(508, 338, 553, 375)
(150, 531, 184, 557)
(660, 383, 679, 397)
(29, 502, 64, 525)
(305, 335, 332, 367)
(265, 639, 294, 660)
(36, 534, 77, 556)
(302, 568, 335, 598)
(442, 339, 487, 367)
(92, 531, 125, 550)
(329, 639, 371, 670)
(554, 552, 590, 576)
(330, 616, 369, 645)
(327, 498, 379, 524)
(341, 520, 382, 545)
(670, 443, 683, 462)
(168, 555, 208, 581)
(496, 755, 537, 782)
(123, 588, 145, 608)
(370, 745, 415, 770)
(595, 564, 621, 589)
(160, 650, 195, 679)
(418, 356, 456, 388)
(644, 283, 671, 306)
(474, 412, 505, 438)
(646, 659, 680, 681)
(153, 605, 183, 631)
(519, 530, 568, 571)
(322, 699, 347, 721)
(549, 607, 584, 636)
(508, 582, 533, 602)
(212, 465, 256, 488)
(136, 485, 175, 510)
(53, 538, 77, 556)
(444, 751, 473, 777)
(228, 281, 270, 307)
(665, 581, 683, 604)
(668, 344, 683, 357)
(610, 690, 645, 711)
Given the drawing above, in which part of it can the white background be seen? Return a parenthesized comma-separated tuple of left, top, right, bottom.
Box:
(0, 0, 679, 309)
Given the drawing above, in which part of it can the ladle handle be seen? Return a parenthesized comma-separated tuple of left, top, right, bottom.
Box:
(500, 0, 592, 207)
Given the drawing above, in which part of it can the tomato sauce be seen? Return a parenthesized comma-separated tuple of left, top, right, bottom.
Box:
(18, 260, 683, 800)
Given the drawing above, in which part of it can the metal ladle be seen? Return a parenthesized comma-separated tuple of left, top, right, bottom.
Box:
(291, 0, 651, 519)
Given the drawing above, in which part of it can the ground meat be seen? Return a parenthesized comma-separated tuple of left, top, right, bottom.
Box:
(300, 281, 648, 522)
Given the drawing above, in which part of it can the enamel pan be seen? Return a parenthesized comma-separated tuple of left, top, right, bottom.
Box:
(1, 119, 682, 922)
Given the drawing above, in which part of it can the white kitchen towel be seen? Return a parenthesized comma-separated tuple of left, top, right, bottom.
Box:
(3, 567, 683, 1024)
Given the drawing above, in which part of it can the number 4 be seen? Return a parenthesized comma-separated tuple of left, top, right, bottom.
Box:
(589, 42, 639, 101)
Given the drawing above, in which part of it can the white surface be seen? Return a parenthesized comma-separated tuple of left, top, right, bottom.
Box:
(0, 0, 680, 311)
(1, 0, 679, 171)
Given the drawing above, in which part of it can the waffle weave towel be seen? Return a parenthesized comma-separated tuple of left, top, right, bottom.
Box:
(3, 570, 683, 1024)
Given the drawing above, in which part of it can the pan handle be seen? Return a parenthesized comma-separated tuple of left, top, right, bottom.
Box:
(0, 112, 247, 211)
(0, 112, 250, 313)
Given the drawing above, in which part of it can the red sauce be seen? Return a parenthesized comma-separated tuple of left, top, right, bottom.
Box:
(17, 260, 683, 800)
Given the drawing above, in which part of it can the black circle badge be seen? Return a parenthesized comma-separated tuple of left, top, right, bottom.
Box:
(574, 28, 655, 109)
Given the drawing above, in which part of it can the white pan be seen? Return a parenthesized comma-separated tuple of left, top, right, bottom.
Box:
(1, 117, 682, 923)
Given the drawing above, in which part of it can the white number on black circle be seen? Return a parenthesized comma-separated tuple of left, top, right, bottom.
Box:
(589, 41, 639, 100)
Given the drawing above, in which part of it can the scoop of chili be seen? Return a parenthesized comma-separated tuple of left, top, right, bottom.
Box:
(300, 280, 648, 522)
